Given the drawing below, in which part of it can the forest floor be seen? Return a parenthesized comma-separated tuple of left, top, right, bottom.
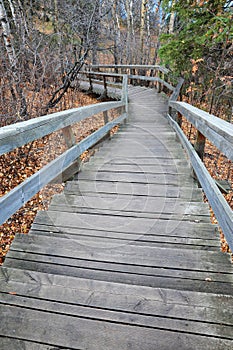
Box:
(0, 88, 232, 264)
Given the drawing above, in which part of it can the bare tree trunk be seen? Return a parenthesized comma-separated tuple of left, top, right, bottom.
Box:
(152, 1, 162, 64)
(145, 4, 151, 65)
(0, 0, 17, 68)
(0, 0, 28, 117)
(125, 0, 134, 64)
(140, 0, 148, 64)
(112, 0, 121, 66)
(169, 0, 176, 34)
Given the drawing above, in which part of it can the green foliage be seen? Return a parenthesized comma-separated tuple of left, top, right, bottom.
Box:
(159, 0, 233, 117)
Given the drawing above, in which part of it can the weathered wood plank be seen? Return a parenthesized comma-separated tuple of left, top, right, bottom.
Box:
(9, 234, 232, 273)
(0, 338, 57, 350)
(169, 78, 184, 102)
(33, 209, 216, 239)
(65, 180, 202, 201)
(4, 254, 233, 294)
(1, 267, 232, 312)
(1, 292, 233, 340)
(90, 64, 170, 74)
(49, 193, 210, 219)
(1, 303, 233, 349)
(76, 170, 195, 187)
(29, 228, 219, 250)
(169, 101, 233, 160)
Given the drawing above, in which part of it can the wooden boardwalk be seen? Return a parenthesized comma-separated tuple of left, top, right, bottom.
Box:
(0, 86, 233, 349)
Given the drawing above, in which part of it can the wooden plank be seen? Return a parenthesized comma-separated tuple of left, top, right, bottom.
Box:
(46, 205, 211, 222)
(0, 113, 127, 226)
(33, 210, 217, 239)
(169, 78, 184, 102)
(0, 338, 57, 350)
(4, 254, 233, 294)
(32, 220, 218, 242)
(65, 182, 203, 201)
(169, 101, 233, 160)
(0, 100, 124, 156)
(29, 228, 220, 250)
(49, 193, 210, 218)
(1, 267, 232, 311)
(1, 292, 233, 340)
(9, 234, 232, 273)
(86, 155, 188, 165)
(82, 163, 191, 175)
(76, 170, 195, 187)
(1, 303, 233, 349)
(90, 64, 170, 74)
(167, 114, 233, 251)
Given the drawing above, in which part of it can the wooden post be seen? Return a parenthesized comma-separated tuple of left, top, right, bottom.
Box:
(103, 111, 111, 139)
(103, 75, 108, 98)
(103, 111, 109, 125)
(131, 68, 136, 85)
(62, 126, 81, 180)
(88, 74, 93, 92)
(194, 131, 206, 161)
(161, 72, 165, 92)
(177, 112, 183, 127)
(99, 75, 108, 100)
(62, 126, 76, 148)
(121, 75, 128, 123)
(158, 71, 162, 93)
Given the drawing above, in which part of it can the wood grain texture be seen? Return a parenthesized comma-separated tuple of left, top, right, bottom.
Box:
(169, 101, 233, 160)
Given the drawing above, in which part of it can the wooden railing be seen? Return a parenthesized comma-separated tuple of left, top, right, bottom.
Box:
(168, 96, 233, 252)
(0, 64, 232, 253)
(0, 77, 128, 226)
(80, 64, 233, 252)
(80, 64, 176, 98)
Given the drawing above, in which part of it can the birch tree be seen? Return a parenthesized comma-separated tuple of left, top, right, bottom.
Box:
(0, 0, 17, 69)
(125, 0, 135, 63)
(139, 0, 148, 63)
(0, 0, 28, 117)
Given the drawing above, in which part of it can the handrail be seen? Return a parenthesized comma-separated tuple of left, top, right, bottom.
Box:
(90, 64, 170, 74)
(79, 67, 175, 96)
(0, 101, 124, 156)
(0, 81, 128, 226)
(167, 86, 233, 252)
(169, 101, 233, 161)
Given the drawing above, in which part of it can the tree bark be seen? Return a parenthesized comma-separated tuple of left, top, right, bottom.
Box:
(169, 0, 176, 34)
(140, 0, 148, 63)
(0, 0, 17, 69)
